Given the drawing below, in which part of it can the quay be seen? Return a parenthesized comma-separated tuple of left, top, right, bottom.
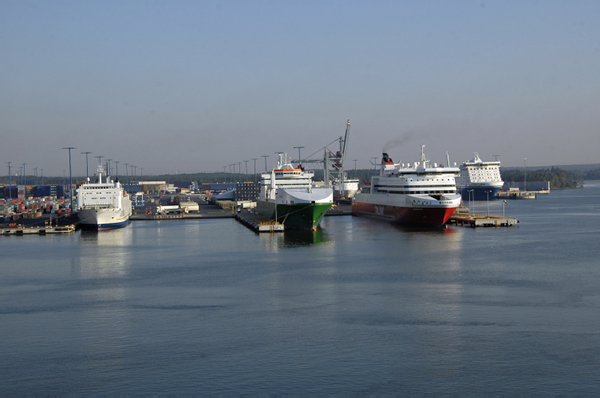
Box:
(2, 224, 76, 235)
(235, 212, 284, 233)
(131, 213, 235, 220)
(497, 191, 538, 199)
(449, 207, 519, 228)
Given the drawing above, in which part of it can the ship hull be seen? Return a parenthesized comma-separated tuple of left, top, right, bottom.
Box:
(256, 200, 332, 230)
(78, 202, 132, 231)
(459, 186, 502, 201)
(352, 193, 460, 226)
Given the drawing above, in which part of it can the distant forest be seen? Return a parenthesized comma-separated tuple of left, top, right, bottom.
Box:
(500, 167, 584, 189)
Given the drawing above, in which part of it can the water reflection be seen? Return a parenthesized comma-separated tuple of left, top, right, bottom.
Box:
(73, 227, 133, 279)
(259, 228, 331, 252)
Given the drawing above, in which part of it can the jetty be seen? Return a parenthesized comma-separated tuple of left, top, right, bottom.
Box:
(2, 224, 76, 236)
(448, 207, 518, 228)
(235, 212, 284, 233)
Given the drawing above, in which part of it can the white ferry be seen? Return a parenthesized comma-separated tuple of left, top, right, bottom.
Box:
(456, 153, 504, 200)
(352, 146, 462, 226)
(76, 164, 132, 230)
(256, 153, 333, 230)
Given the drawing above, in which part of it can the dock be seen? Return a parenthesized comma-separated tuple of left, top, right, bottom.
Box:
(449, 207, 519, 228)
(2, 224, 76, 236)
(235, 212, 284, 232)
(496, 191, 538, 200)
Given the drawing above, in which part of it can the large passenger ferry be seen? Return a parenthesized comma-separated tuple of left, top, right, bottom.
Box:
(76, 164, 132, 230)
(256, 153, 333, 230)
(352, 146, 461, 226)
(456, 153, 504, 201)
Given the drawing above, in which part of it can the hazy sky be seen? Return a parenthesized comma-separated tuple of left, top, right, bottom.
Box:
(2, 0, 600, 177)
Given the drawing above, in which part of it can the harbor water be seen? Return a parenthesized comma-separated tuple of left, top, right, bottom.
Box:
(1, 182, 600, 394)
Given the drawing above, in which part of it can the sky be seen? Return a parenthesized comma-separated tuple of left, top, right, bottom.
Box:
(2, 0, 600, 177)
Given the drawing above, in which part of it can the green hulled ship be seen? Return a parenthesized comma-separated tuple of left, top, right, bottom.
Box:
(257, 153, 333, 230)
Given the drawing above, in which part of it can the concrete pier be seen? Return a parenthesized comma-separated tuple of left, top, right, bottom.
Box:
(2, 224, 76, 235)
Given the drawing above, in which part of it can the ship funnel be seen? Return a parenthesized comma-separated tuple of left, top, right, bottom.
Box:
(382, 153, 394, 164)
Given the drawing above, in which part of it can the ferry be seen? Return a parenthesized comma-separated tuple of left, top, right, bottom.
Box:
(352, 146, 462, 226)
(76, 164, 132, 230)
(256, 153, 333, 230)
(456, 153, 503, 201)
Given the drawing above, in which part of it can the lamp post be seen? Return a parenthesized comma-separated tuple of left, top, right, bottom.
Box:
(523, 158, 527, 192)
(252, 158, 258, 183)
(5, 161, 11, 199)
(238, 162, 242, 183)
(62, 147, 76, 211)
(114, 161, 119, 180)
(294, 146, 304, 164)
(353, 159, 358, 179)
(244, 160, 249, 180)
(81, 151, 92, 180)
(468, 189, 474, 214)
(261, 155, 269, 172)
(21, 163, 27, 186)
(124, 163, 129, 192)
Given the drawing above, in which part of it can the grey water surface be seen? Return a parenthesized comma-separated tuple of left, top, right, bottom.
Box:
(1, 182, 600, 394)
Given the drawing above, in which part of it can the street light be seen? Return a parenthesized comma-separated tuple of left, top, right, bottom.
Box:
(252, 158, 258, 183)
(523, 158, 527, 192)
(261, 155, 269, 172)
(353, 159, 358, 179)
(81, 151, 92, 180)
(5, 162, 12, 199)
(62, 147, 76, 211)
(21, 163, 27, 186)
(294, 146, 304, 164)
(468, 189, 474, 214)
(124, 163, 129, 192)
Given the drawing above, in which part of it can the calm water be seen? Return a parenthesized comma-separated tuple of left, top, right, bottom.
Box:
(2, 183, 600, 394)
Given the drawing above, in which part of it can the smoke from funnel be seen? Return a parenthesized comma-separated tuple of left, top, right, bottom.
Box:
(382, 132, 414, 153)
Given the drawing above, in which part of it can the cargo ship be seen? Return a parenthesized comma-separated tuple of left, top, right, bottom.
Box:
(456, 153, 503, 201)
(76, 164, 132, 230)
(352, 145, 462, 226)
(256, 153, 333, 230)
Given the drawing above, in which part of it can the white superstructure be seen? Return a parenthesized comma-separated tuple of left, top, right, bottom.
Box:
(456, 153, 503, 200)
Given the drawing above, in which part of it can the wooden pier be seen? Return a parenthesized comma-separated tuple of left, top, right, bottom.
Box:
(235, 212, 284, 233)
(449, 207, 519, 228)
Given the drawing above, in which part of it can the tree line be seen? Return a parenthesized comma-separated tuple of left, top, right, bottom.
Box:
(500, 167, 583, 189)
